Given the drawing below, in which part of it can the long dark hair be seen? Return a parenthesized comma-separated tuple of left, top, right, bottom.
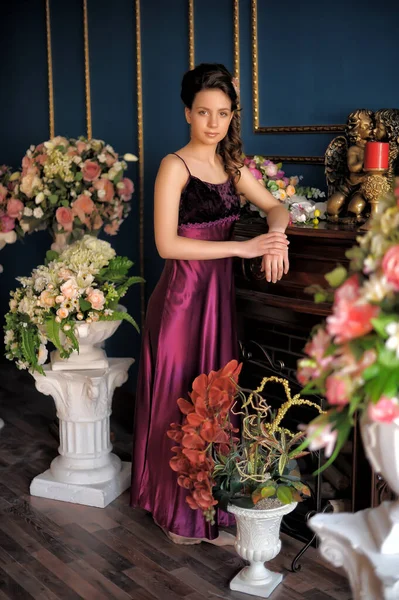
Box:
(180, 63, 244, 181)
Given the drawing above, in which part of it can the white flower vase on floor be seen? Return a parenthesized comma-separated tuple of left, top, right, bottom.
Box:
(51, 306, 126, 371)
(228, 502, 297, 598)
(309, 418, 399, 600)
(360, 417, 399, 554)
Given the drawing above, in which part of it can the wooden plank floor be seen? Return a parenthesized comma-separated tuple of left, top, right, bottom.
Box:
(0, 364, 352, 600)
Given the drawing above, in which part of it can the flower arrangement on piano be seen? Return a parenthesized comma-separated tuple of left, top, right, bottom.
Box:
(244, 155, 327, 226)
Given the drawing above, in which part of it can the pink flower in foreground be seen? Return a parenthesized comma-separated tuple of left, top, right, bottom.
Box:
(327, 302, 379, 343)
(325, 374, 352, 409)
(297, 358, 318, 386)
(382, 244, 399, 291)
(304, 327, 333, 367)
(334, 274, 360, 305)
(368, 396, 399, 423)
(303, 421, 338, 458)
(327, 275, 379, 343)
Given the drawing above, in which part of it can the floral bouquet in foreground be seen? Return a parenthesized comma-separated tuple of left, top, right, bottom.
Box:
(4, 235, 144, 374)
(168, 360, 323, 524)
(16, 136, 137, 250)
(244, 155, 326, 225)
(296, 181, 399, 470)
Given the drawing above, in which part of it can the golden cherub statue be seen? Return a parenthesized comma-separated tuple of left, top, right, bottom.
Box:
(325, 109, 374, 221)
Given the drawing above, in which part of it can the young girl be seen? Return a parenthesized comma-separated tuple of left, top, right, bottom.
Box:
(130, 63, 290, 545)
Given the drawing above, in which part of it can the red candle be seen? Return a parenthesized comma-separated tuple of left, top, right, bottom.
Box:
(364, 141, 389, 171)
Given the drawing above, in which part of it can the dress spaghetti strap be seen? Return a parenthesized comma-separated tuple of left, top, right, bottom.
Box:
(172, 153, 191, 176)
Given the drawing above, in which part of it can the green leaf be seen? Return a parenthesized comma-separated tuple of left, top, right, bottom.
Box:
(116, 276, 145, 298)
(21, 327, 38, 369)
(378, 348, 399, 369)
(325, 266, 348, 288)
(349, 394, 363, 417)
(45, 250, 59, 265)
(44, 316, 63, 352)
(381, 371, 399, 398)
(48, 194, 58, 205)
(276, 485, 293, 504)
(371, 315, 396, 339)
(113, 170, 123, 185)
(75, 172, 83, 181)
(362, 363, 380, 381)
(79, 298, 91, 312)
(261, 485, 276, 498)
(99, 310, 140, 334)
(314, 292, 328, 304)
(292, 481, 311, 496)
(278, 453, 288, 476)
(98, 256, 134, 282)
(64, 327, 79, 352)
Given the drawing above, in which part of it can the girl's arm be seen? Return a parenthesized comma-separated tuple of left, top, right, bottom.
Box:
(154, 155, 289, 261)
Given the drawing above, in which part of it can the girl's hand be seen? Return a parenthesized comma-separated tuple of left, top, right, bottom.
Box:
(239, 232, 289, 260)
(261, 249, 289, 283)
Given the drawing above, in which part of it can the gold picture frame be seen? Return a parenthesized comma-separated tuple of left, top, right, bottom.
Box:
(251, 0, 344, 136)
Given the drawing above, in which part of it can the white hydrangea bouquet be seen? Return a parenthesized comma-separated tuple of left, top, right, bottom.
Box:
(4, 236, 143, 374)
(244, 155, 326, 225)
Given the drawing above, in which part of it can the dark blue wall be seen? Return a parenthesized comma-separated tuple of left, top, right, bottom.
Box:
(1, 0, 398, 388)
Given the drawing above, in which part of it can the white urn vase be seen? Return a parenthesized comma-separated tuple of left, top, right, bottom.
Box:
(309, 417, 399, 600)
(360, 416, 399, 555)
(51, 305, 126, 371)
(228, 502, 297, 598)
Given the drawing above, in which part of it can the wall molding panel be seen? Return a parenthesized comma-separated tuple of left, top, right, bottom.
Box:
(45, 0, 55, 138)
(248, 0, 326, 163)
(82, 0, 92, 139)
(135, 0, 145, 326)
(188, 0, 195, 69)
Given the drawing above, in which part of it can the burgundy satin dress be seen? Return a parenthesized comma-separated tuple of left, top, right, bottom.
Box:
(130, 154, 241, 539)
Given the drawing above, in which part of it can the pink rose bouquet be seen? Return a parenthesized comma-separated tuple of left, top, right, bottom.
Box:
(296, 179, 399, 469)
(15, 137, 137, 249)
(0, 165, 23, 245)
(243, 155, 326, 225)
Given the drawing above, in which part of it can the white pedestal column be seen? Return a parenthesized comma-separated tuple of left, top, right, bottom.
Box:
(309, 507, 399, 600)
(30, 357, 133, 508)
